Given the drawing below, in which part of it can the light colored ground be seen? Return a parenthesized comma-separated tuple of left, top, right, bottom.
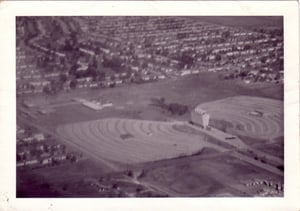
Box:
(197, 96, 283, 139)
(57, 118, 213, 164)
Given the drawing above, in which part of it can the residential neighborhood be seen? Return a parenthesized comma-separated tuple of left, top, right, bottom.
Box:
(17, 124, 83, 169)
(16, 17, 283, 96)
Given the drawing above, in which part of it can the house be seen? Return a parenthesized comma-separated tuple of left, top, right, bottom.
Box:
(180, 70, 192, 76)
(248, 70, 259, 77)
(17, 126, 25, 135)
(23, 136, 35, 143)
(266, 73, 277, 81)
(115, 80, 123, 85)
(79, 48, 95, 56)
(33, 133, 45, 142)
(89, 82, 98, 88)
(40, 157, 52, 165)
(24, 159, 39, 166)
(53, 154, 67, 161)
(17, 162, 26, 167)
(158, 75, 166, 79)
(131, 66, 139, 72)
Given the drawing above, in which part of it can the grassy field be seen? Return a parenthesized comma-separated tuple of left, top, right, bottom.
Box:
(140, 152, 283, 196)
(17, 159, 111, 197)
(24, 72, 283, 129)
(17, 147, 283, 197)
(252, 137, 284, 159)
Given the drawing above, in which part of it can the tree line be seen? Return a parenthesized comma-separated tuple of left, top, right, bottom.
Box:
(151, 97, 189, 116)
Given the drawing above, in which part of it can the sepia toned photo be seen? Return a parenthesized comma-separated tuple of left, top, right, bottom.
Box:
(16, 16, 285, 198)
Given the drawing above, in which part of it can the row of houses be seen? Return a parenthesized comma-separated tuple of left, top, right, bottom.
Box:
(17, 17, 284, 96)
(79, 16, 283, 80)
(17, 124, 82, 168)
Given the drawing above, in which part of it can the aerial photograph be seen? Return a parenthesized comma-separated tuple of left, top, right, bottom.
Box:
(16, 16, 284, 197)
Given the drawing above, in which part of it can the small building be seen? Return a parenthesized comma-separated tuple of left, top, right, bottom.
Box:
(24, 159, 39, 166)
(190, 107, 210, 129)
(33, 133, 45, 142)
(23, 101, 35, 108)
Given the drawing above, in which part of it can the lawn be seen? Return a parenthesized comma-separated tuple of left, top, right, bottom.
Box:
(17, 159, 111, 197)
(140, 153, 283, 197)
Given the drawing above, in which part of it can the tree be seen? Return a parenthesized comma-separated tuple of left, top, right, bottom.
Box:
(59, 73, 68, 83)
(69, 64, 79, 75)
(260, 56, 267, 64)
(94, 71, 105, 82)
(180, 53, 194, 67)
(59, 56, 67, 66)
(17, 154, 21, 162)
(110, 74, 115, 81)
(86, 66, 97, 78)
(239, 71, 248, 78)
(221, 30, 230, 39)
(43, 86, 51, 95)
(103, 56, 123, 71)
(98, 71, 106, 81)
(70, 79, 77, 89)
(70, 155, 77, 163)
(29, 84, 35, 92)
(112, 183, 118, 189)
(159, 97, 165, 105)
(91, 57, 98, 68)
(215, 54, 222, 61)
(244, 44, 251, 50)
(127, 170, 133, 177)
(49, 79, 63, 95)
(167, 103, 188, 115)
(62, 184, 68, 191)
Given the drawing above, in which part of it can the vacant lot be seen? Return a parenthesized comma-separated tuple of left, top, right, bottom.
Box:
(140, 153, 283, 197)
(253, 137, 284, 159)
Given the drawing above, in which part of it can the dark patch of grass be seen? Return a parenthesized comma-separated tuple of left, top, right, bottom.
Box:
(120, 133, 134, 140)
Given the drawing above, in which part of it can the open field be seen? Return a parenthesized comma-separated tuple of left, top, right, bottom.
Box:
(252, 137, 284, 159)
(17, 159, 111, 197)
(140, 153, 283, 197)
(17, 146, 283, 197)
(57, 118, 216, 164)
(21, 73, 283, 130)
(198, 96, 283, 140)
(26, 73, 284, 106)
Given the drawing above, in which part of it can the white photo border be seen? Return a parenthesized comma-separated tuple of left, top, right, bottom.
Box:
(0, 1, 299, 211)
